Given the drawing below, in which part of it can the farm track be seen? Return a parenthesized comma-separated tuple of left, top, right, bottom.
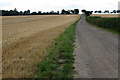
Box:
(2, 15, 80, 78)
(74, 15, 118, 78)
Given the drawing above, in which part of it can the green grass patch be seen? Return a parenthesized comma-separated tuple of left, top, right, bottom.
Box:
(86, 16, 120, 34)
(35, 21, 78, 79)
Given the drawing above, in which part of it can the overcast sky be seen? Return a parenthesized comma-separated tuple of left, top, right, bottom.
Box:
(0, 0, 120, 13)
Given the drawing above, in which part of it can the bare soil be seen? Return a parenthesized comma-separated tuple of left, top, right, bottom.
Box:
(2, 15, 80, 78)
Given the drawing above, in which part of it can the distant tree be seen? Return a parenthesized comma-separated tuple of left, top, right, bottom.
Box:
(38, 11, 42, 15)
(50, 10, 55, 14)
(14, 8, 17, 12)
(91, 11, 93, 13)
(23, 10, 27, 15)
(9, 10, 14, 15)
(94, 11, 98, 13)
(57, 11, 59, 14)
(66, 10, 70, 14)
(8, 8, 19, 15)
(27, 9, 30, 15)
(71, 10, 74, 14)
(67, 10, 71, 14)
(81, 9, 86, 13)
(98, 10, 102, 13)
(110, 12, 113, 14)
(13, 8, 19, 15)
(19, 11, 23, 15)
(61, 9, 71, 14)
(74, 9, 79, 14)
(117, 10, 120, 13)
(113, 10, 117, 13)
(23, 9, 30, 15)
(42, 12, 46, 15)
(61, 9, 66, 14)
(5, 9, 19, 16)
(81, 9, 92, 16)
(2, 10, 8, 16)
(86, 11, 93, 16)
(31, 12, 38, 15)
(104, 10, 109, 13)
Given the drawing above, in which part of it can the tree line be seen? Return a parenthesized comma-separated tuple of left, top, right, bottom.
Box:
(82, 10, 120, 14)
(94, 10, 120, 14)
(81, 9, 120, 16)
(0, 8, 79, 16)
(1, 8, 120, 16)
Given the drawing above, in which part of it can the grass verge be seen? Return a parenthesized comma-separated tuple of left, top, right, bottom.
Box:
(35, 21, 78, 79)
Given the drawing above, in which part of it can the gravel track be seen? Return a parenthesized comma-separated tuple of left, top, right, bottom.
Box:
(74, 15, 118, 78)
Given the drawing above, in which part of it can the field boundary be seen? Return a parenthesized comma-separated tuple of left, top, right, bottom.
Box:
(86, 16, 120, 34)
(34, 20, 79, 78)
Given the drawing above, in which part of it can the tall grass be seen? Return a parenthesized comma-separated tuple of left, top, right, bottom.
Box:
(35, 21, 78, 79)
(86, 16, 120, 33)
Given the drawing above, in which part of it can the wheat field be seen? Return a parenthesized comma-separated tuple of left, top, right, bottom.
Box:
(91, 14, 119, 17)
(2, 15, 80, 78)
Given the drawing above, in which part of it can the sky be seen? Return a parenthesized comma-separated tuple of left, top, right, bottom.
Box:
(0, 0, 120, 13)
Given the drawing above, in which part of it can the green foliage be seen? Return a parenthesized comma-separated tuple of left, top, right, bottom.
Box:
(2, 8, 79, 16)
(81, 9, 93, 16)
(74, 9, 79, 14)
(86, 16, 120, 33)
(35, 21, 78, 78)
(61, 9, 79, 14)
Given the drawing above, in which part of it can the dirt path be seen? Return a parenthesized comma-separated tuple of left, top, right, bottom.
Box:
(74, 15, 118, 78)
(2, 15, 80, 78)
